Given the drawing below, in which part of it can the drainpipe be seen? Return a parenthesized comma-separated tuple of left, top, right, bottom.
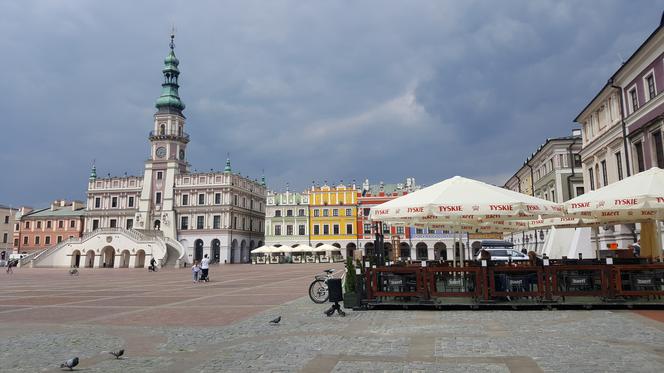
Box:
(566, 136, 580, 200)
(525, 161, 536, 252)
(609, 79, 631, 177)
(515, 175, 524, 252)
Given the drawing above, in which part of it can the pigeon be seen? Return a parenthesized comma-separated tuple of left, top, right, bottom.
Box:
(269, 316, 281, 324)
(109, 349, 124, 359)
(60, 357, 79, 371)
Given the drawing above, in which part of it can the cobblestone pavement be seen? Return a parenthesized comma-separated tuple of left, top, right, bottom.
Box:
(0, 265, 662, 372)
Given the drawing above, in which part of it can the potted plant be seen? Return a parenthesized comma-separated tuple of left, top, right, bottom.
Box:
(343, 257, 359, 309)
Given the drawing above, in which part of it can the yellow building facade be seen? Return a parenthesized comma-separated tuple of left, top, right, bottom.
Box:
(308, 184, 358, 250)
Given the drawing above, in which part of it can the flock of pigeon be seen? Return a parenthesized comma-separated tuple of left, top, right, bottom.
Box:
(59, 349, 123, 370)
(59, 316, 283, 370)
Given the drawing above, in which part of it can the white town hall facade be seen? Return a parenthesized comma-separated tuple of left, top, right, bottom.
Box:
(26, 35, 266, 268)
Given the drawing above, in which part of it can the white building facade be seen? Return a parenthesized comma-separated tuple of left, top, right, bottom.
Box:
(27, 35, 265, 268)
(575, 19, 664, 250)
(264, 190, 310, 248)
(503, 134, 585, 254)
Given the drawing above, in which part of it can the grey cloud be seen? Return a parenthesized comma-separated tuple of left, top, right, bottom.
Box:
(0, 0, 662, 206)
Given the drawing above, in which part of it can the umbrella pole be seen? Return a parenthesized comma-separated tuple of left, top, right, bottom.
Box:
(459, 229, 464, 268)
(452, 229, 457, 268)
(593, 225, 601, 260)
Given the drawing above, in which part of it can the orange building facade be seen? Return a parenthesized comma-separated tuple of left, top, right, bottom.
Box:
(14, 200, 86, 253)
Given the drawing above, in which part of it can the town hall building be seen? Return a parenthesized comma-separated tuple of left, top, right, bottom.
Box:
(26, 35, 266, 268)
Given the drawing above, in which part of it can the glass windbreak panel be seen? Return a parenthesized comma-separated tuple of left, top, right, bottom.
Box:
(378, 272, 418, 293)
(618, 269, 664, 291)
(433, 271, 476, 293)
(556, 270, 602, 292)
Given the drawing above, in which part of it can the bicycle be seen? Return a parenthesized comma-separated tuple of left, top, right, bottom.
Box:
(308, 268, 346, 303)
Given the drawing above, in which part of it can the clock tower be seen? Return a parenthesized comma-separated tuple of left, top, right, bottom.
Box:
(136, 33, 188, 239)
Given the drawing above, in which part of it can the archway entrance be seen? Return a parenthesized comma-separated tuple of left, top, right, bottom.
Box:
(416, 242, 428, 260)
(399, 242, 411, 259)
(384, 243, 393, 259)
(346, 243, 357, 259)
(434, 242, 447, 260)
(135, 250, 146, 268)
(211, 239, 221, 264)
(71, 250, 81, 268)
(101, 246, 115, 268)
(364, 242, 374, 257)
(120, 250, 130, 268)
(230, 239, 238, 264)
(154, 220, 161, 230)
(240, 240, 248, 263)
(194, 239, 204, 262)
(85, 250, 95, 268)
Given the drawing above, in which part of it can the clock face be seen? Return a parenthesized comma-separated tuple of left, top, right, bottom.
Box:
(156, 147, 167, 159)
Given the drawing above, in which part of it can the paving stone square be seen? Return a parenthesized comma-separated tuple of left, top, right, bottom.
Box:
(0, 264, 662, 372)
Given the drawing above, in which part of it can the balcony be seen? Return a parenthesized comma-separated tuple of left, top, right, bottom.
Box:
(149, 130, 190, 143)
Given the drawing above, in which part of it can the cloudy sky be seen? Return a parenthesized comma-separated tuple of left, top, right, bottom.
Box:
(1, 1, 662, 207)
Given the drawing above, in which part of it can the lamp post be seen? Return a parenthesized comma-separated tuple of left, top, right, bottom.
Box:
(372, 221, 385, 266)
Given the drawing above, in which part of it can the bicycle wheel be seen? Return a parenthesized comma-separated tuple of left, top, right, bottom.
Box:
(309, 279, 328, 303)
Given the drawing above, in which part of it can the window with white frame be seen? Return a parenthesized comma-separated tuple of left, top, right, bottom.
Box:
(645, 73, 656, 101)
(629, 88, 638, 113)
(615, 152, 624, 181)
(634, 141, 645, 172)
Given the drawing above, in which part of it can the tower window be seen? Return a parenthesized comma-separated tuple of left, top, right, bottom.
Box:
(155, 192, 162, 204)
(160, 123, 165, 135)
(157, 172, 163, 180)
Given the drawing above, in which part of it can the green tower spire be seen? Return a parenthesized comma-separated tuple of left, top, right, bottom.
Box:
(261, 170, 266, 186)
(89, 162, 97, 181)
(155, 32, 185, 113)
(224, 155, 232, 173)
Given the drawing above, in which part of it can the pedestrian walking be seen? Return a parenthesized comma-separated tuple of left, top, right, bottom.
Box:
(149, 257, 158, 272)
(200, 254, 210, 282)
(6, 259, 15, 274)
(192, 260, 201, 283)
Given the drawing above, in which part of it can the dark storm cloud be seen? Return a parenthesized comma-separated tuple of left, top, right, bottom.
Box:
(0, 0, 661, 206)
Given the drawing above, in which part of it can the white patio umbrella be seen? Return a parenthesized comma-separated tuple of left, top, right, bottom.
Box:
(290, 245, 314, 253)
(265, 246, 288, 254)
(370, 175, 563, 265)
(370, 176, 562, 223)
(565, 167, 664, 220)
(564, 167, 664, 258)
(251, 245, 271, 254)
(312, 244, 337, 252)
